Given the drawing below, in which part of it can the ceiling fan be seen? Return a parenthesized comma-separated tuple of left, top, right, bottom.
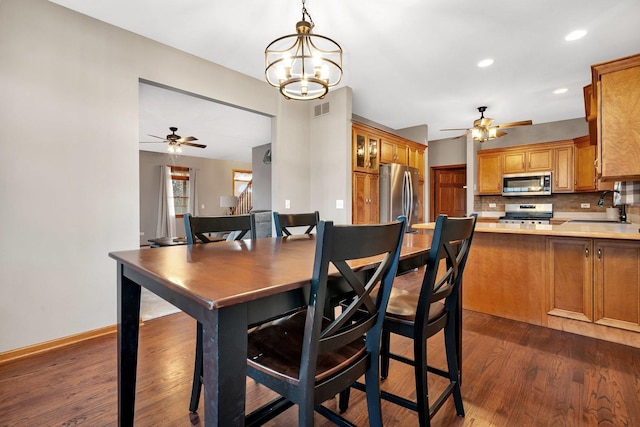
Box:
(441, 106, 533, 142)
(141, 127, 207, 153)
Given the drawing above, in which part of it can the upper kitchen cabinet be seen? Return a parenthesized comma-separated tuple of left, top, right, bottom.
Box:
(352, 124, 379, 174)
(381, 138, 408, 165)
(590, 53, 640, 181)
(477, 150, 502, 195)
(502, 146, 553, 174)
(573, 135, 614, 192)
(552, 142, 574, 193)
(408, 145, 425, 180)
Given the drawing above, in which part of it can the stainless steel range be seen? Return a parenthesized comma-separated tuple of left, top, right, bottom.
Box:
(498, 203, 553, 224)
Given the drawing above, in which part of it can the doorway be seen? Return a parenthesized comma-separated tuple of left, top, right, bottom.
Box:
(430, 165, 467, 221)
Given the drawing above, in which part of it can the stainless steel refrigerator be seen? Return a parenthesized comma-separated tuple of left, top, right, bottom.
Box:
(379, 163, 420, 229)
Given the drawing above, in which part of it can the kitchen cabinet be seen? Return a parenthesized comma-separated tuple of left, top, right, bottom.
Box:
(546, 237, 593, 322)
(352, 172, 379, 224)
(595, 240, 640, 332)
(573, 135, 614, 192)
(381, 138, 408, 165)
(477, 151, 502, 195)
(352, 125, 379, 173)
(352, 122, 426, 225)
(552, 144, 573, 193)
(416, 179, 424, 223)
(547, 237, 640, 333)
(502, 147, 553, 174)
(408, 145, 425, 180)
(591, 53, 640, 181)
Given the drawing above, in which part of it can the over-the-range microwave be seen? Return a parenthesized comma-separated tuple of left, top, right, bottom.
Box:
(502, 172, 552, 197)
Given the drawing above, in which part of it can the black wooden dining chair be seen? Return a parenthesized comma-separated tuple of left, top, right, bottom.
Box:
(183, 213, 255, 412)
(244, 217, 407, 427)
(184, 213, 254, 244)
(273, 211, 320, 236)
(339, 214, 477, 427)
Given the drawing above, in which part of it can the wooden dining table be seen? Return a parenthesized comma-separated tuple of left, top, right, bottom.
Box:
(109, 232, 432, 426)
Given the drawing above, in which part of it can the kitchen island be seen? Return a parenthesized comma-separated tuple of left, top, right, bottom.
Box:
(414, 220, 640, 347)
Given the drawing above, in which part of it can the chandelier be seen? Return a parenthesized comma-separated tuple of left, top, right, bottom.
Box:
(265, 0, 343, 100)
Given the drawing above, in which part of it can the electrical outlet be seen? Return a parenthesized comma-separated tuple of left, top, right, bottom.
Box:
(285, 200, 290, 209)
(581, 203, 590, 208)
(336, 199, 344, 209)
(139, 231, 144, 236)
(489, 203, 497, 208)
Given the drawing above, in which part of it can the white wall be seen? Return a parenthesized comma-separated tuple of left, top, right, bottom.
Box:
(251, 143, 272, 211)
(271, 100, 312, 214)
(0, 0, 319, 353)
(309, 87, 353, 224)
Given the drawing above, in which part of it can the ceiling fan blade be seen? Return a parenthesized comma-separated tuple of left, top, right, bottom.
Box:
(147, 134, 168, 140)
(177, 136, 198, 142)
(496, 130, 508, 137)
(495, 120, 533, 128)
(440, 127, 470, 131)
(181, 142, 207, 148)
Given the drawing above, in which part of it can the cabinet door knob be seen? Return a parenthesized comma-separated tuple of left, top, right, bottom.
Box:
(585, 247, 589, 259)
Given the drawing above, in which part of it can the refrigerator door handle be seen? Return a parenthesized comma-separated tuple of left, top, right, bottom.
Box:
(406, 171, 414, 226)
(401, 171, 406, 218)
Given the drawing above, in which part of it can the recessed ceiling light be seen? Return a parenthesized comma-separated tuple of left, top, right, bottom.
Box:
(553, 88, 568, 94)
(565, 29, 587, 41)
(477, 58, 494, 68)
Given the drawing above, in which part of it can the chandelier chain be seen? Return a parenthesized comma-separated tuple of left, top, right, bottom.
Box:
(301, 0, 314, 29)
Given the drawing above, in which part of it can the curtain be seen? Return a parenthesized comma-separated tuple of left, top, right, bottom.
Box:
(156, 165, 176, 237)
(188, 167, 199, 216)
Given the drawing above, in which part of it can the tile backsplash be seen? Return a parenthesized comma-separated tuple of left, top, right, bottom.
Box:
(475, 192, 639, 218)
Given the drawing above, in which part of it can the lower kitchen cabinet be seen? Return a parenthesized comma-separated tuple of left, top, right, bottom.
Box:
(547, 237, 640, 332)
(546, 237, 593, 322)
(595, 240, 640, 332)
(352, 172, 379, 224)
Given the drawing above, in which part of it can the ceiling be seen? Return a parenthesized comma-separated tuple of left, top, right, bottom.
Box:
(52, 0, 640, 152)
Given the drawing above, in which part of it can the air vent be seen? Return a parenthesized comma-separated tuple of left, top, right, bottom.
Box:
(313, 102, 330, 118)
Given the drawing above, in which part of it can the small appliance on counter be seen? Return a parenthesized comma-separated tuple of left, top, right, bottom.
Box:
(498, 203, 553, 224)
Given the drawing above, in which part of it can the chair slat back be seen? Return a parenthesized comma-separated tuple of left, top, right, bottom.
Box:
(298, 217, 406, 384)
(273, 211, 320, 236)
(417, 214, 477, 326)
(184, 213, 254, 244)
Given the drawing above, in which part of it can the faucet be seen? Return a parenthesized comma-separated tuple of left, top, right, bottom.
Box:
(598, 190, 627, 222)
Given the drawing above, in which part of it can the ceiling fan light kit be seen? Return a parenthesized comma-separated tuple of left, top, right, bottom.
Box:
(142, 126, 207, 152)
(265, 0, 342, 100)
(441, 106, 532, 143)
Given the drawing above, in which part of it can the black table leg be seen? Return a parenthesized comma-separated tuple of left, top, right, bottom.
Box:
(202, 304, 248, 426)
(117, 264, 141, 427)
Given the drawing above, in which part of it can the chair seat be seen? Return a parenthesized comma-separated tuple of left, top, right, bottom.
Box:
(247, 310, 366, 384)
(385, 288, 446, 324)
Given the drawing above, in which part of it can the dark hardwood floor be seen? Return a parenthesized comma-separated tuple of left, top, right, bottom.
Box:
(1, 270, 639, 426)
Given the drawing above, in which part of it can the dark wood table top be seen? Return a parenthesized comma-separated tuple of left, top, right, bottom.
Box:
(111, 233, 432, 311)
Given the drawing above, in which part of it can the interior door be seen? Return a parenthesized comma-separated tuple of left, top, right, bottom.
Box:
(431, 166, 467, 220)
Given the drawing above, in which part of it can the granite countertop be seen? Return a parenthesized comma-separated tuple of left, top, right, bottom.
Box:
(413, 221, 640, 240)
